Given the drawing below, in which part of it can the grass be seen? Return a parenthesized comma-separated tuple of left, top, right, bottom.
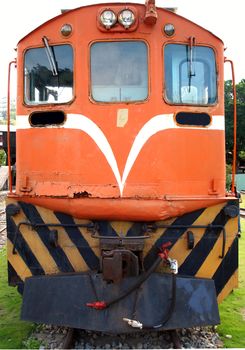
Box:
(217, 218, 245, 348)
(240, 194, 245, 209)
(0, 248, 35, 349)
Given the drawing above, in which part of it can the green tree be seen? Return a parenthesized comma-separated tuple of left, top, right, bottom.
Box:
(0, 149, 7, 165)
(239, 150, 245, 161)
(225, 79, 245, 163)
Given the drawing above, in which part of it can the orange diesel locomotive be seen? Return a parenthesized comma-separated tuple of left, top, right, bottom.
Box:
(6, 0, 239, 332)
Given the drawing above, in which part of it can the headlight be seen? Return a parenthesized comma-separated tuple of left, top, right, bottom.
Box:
(60, 24, 72, 37)
(118, 9, 135, 29)
(164, 23, 175, 36)
(100, 10, 117, 29)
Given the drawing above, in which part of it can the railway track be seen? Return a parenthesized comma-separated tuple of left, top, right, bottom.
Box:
(57, 326, 223, 349)
(62, 328, 76, 349)
(61, 328, 183, 349)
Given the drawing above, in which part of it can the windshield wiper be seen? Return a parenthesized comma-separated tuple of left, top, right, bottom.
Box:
(42, 36, 58, 76)
(188, 36, 196, 92)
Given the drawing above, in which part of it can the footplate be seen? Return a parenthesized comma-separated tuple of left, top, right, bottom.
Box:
(21, 272, 220, 333)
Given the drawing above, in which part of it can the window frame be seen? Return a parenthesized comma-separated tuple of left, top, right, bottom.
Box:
(89, 39, 150, 104)
(163, 42, 218, 107)
(23, 43, 75, 107)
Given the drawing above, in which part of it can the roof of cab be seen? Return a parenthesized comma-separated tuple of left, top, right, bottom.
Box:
(17, 2, 224, 46)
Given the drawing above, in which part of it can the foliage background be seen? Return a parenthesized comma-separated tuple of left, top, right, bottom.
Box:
(225, 79, 245, 162)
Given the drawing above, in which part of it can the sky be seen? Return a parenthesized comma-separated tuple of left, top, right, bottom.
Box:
(0, 0, 244, 101)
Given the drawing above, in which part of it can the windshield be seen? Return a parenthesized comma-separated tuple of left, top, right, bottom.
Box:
(24, 44, 73, 104)
(90, 41, 148, 102)
(164, 44, 217, 105)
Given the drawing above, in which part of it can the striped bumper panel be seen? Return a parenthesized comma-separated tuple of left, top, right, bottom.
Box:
(6, 199, 238, 302)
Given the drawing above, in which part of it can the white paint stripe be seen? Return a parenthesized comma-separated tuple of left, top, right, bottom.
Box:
(122, 114, 173, 187)
(67, 115, 123, 195)
(16, 115, 30, 129)
(16, 113, 224, 196)
(16, 114, 225, 131)
(210, 115, 225, 130)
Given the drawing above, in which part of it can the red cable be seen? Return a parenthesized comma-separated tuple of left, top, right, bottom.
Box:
(86, 301, 107, 310)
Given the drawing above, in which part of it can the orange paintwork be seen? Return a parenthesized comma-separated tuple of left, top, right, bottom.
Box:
(12, 3, 226, 221)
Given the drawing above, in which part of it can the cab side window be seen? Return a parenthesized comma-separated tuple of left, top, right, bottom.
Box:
(24, 45, 73, 105)
(164, 44, 217, 105)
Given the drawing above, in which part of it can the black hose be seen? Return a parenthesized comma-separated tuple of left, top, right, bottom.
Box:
(107, 266, 177, 330)
(143, 272, 176, 329)
(88, 252, 177, 329)
(106, 255, 163, 308)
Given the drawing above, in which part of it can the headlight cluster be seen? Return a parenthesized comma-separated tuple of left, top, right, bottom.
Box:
(100, 10, 117, 29)
(100, 9, 135, 29)
(118, 10, 135, 29)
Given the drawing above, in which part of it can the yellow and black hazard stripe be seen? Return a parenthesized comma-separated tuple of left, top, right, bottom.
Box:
(142, 201, 238, 302)
(6, 198, 239, 302)
(6, 200, 101, 293)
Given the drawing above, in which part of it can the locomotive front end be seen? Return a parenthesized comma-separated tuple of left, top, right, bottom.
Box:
(6, 1, 239, 332)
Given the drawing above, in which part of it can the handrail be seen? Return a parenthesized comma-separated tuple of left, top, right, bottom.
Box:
(224, 59, 237, 194)
(7, 60, 16, 194)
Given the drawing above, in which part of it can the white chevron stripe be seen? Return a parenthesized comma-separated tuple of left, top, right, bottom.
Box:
(16, 113, 224, 196)
(121, 114, 174, 188)
(67, 115, 123, 195)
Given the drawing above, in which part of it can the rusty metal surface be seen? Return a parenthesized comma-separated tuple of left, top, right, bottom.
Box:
(100, 234, 145, 283)
(100, 237, 145, 251)
(102, 250, 139, 283)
